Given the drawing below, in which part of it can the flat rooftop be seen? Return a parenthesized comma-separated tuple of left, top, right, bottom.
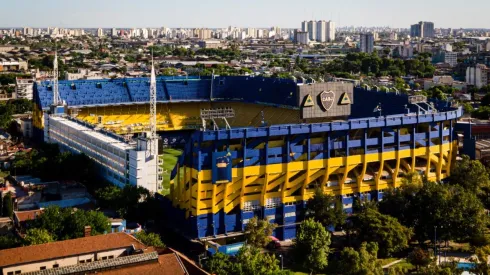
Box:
(49, 116, 135, 152)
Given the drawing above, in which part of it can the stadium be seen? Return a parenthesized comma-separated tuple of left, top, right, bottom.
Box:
(33, 73, 463, 242)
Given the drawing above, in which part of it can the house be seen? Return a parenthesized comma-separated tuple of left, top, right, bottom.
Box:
(0, 232, 207, 275)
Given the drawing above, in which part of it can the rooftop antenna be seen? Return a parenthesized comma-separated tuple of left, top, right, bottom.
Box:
(53, 41, 61, 106)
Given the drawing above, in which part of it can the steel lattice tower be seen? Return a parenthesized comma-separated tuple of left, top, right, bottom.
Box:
(53, 50, 60, 106)
(149, 56, 157, 155)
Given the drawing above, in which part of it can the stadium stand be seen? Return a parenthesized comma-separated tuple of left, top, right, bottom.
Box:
(35, 76, 465, 242)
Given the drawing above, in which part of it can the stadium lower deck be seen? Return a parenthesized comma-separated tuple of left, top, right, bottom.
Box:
(34, 76, 464, 241)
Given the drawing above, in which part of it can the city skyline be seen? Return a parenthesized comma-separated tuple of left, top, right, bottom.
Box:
(2, 0, 490, 29)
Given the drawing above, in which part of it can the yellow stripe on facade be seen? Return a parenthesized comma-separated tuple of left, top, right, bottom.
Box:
(170, 141, 457, 216)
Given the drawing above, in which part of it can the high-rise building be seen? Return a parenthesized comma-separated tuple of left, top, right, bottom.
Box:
(111, 28, 118, 37)
(141, 28, 149, 39)
(294, 30, 308, 45)
(316, 20, 326, 42)
(96, 28, 104, 37)
(301, 21, 308, 33)
(360, 33, 374, 53)
(410, 21, 435, 38)
(307, 20, 317, 41)
(326, 20, 336, 42)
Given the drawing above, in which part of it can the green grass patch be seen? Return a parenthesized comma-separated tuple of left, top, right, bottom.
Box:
(159, 148, 183, 195)
(391, 260, 414, 271)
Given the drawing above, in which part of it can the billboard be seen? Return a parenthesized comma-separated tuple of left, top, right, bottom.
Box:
(298, 82, 354, 119)
(211, 151, 232, 184)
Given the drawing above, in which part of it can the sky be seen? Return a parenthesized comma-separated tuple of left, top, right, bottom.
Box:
(1, 0, 489, 29)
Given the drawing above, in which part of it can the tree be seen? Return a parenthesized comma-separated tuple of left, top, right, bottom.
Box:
(24, 228, 55, 245)
(232, 246, 285, 275)
(0, 235, 21, 249)
(2, 192, 13, 218)
(335, 242, 383, 275)
(293, 218, 331, 273)
(471, 245, 490, 274)
(379, 178, 487, 245)
(352, 207, 412, 257)
(135, 231, 165, 248)
(307, 188, 346, 229)
(449, 155, 490, 207)
(244, 217, 277, 248)
(205, 252, 233, 275)
(29, 206, 111, 241)
(408, 247, 432, 271)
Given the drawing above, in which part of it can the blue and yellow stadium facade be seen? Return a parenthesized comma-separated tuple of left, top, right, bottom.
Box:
(32, 76, 463, 241)
(167, 104, 461, 240)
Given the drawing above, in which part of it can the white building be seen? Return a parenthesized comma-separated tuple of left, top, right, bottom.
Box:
(44, 115, 161, 193)
(301, 21, 308, 33)
(316, 21, 326, 42)
(96, 28, 104, 37)
(15, 78, 34, 100)
(141, 28, 149, 39)
(111, 28, 118, 37)
(326, 21, 336, 42)
(295, 30, 309, 45)
(466, 64, 489, 89)
(307, 20, 317, 41)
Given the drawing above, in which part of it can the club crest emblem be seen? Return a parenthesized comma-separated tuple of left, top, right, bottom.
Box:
(319, 90, 335, 111)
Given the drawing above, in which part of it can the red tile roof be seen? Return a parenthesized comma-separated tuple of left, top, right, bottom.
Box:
(13, 209, 44, 223)
(0, 233, 146, 268)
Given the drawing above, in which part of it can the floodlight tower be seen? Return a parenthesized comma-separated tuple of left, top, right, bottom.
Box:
(149, 54, 158, 156)
(52, 48, 61, 106)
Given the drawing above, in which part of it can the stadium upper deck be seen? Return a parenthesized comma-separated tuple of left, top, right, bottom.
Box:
(33, 76, 304, 135)
(34, 76, 299, 109)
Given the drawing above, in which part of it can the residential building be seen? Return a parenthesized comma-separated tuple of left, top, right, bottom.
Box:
(360, 33, 374, 53)
(301, 21, 308, 33)
(316, 20, 326, 42)
(433, 51, 458, 67)
(0, 59, 28, 72)
(466, 64, 490, 88)
(14, 78, 34, 100)
(307, 20, 317, 41)
(410, 21, 435, 38)
(326, 20, 336, 42)
(111, 28, 118, 37)
(97, 28, 104, 37)
(294, 30, 308, 45)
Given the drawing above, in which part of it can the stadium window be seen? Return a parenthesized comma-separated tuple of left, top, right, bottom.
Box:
(7, 272, 13, 275)
(219, 80, 224, 86)
(101, 256, 108, 260)
(109, 255, 114, 259)
(79, 260, 85, 264)
(40, 266, 46, 270)
(86, 259, 92, 263)
(14, 272, 20, 275)
(53, 264, 59, 268)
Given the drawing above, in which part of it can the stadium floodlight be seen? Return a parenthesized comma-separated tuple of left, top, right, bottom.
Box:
(200, 108, 235, 131)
